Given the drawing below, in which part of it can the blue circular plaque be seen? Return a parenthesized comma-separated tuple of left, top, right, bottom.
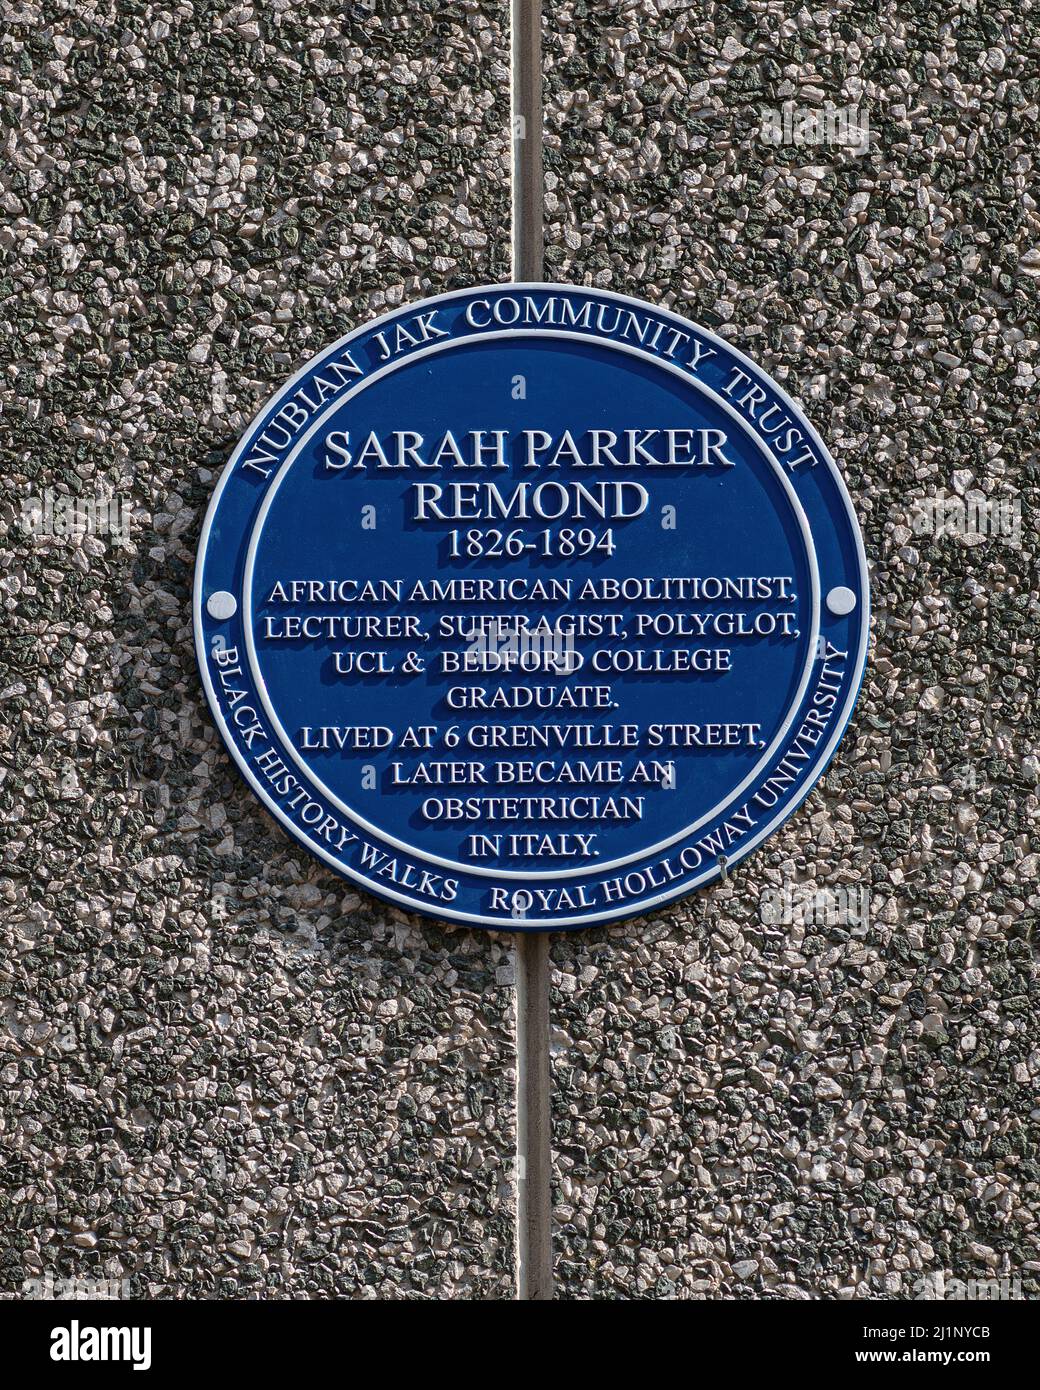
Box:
(195, 285, 869, 930)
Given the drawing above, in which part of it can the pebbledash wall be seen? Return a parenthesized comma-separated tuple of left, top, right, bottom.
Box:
(1, 0, 515, 1301)
(0, 0, 1037, 1302)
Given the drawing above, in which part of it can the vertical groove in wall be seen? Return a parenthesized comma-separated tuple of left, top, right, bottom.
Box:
(516, 933, 553, 1299)
(511, 0, 552, 1302)
(511, 0, 545, 281)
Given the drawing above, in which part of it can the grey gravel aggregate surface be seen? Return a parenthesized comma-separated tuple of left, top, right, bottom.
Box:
(0, 0, 1037, 1303)
(0, 0, 514, 1300)
(544, 0, 1039, 1300)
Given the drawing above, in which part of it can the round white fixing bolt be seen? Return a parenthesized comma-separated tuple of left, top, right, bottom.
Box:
(826, 585, 857, 617)
(207, 590, 238, 620)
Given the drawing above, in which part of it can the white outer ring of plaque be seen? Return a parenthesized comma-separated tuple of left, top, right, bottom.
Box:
(194, 282, 870, 926)
(240, 328, 821, 880)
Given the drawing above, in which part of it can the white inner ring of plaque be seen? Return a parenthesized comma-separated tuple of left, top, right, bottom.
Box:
(241, 328, 821, 880)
